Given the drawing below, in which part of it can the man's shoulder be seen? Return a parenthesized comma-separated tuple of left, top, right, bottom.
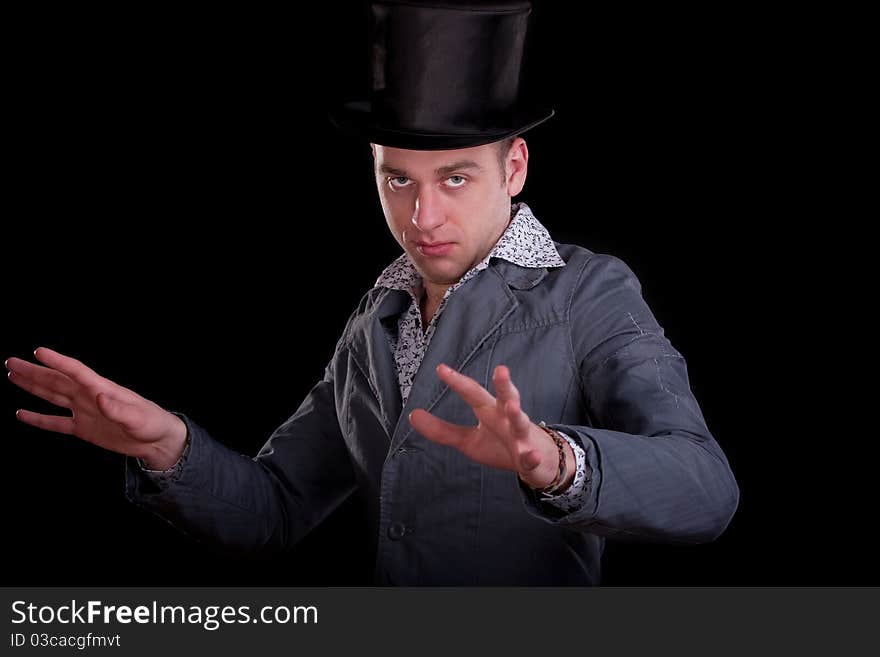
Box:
(346, 286, 389, 323)
(332, 284, 405, 350)
(553, 241, 595, 269)
(551, 241, 645, 302)
(552, 241, 633, 280)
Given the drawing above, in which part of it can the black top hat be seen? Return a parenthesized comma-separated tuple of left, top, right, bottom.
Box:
(327, 0, 554, 150)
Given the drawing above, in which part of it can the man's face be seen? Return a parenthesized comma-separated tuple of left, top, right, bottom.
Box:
(372, 139, 526, 289)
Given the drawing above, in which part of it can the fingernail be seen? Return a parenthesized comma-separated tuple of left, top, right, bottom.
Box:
(7, 371, 13, 379)
(33, 347, 40, 357)
(4, 358, 8, 368)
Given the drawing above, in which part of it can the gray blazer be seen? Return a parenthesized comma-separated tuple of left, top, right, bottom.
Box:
(124, 242, 739, 585)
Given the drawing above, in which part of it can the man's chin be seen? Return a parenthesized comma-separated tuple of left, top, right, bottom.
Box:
(413, 258, 465, 285)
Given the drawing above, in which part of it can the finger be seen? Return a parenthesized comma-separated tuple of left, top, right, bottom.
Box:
(7, 370, 72, 408)
(96, 391, 145, 433)
(6, 356, 79, 398)
(32, 347, 105, 389)
(409, 408, 473, 447)
(505, 398, 533, 440)
(493, 364, 521, 410)
(436, 364, 495, 408)
(14, 408, 75, 435)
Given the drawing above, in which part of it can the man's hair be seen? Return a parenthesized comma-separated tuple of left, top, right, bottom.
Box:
(495, 135, 518, 186)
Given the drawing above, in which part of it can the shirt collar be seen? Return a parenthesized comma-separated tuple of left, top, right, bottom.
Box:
(374, 201, 565, 293)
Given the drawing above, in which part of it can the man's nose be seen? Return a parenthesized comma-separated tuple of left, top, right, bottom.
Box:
(412, 187, 446, 233)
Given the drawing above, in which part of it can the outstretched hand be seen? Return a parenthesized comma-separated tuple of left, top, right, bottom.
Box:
(6, 347, 187, 469)
(408, 363, 570, 490)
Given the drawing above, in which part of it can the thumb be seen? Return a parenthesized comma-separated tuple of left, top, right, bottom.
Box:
(519, 449, 542, 473)
(96, 392, 139, 432)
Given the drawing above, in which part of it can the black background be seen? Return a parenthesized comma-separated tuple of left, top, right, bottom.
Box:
(3, 3, 867, 585)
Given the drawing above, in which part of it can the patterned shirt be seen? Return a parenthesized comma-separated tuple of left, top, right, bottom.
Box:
(141, 202, 589, 513)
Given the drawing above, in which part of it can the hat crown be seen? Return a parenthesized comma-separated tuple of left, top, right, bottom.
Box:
(328, 0, 554, 149)
(370, 0, 533, 134)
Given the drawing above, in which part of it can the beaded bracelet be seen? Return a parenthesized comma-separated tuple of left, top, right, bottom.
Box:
(532, 421, 568, 495)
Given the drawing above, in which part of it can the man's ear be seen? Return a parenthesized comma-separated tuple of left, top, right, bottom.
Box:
(370, 142, 376, 159)
(506, 137, 529, 197)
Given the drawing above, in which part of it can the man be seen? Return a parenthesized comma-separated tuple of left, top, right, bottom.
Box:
(4, 0, 739, 584)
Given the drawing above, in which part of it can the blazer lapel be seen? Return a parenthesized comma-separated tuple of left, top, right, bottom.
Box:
(349, 259, 551, 457)
(387, 263, 530, 455)
(349, 287, 409, 441)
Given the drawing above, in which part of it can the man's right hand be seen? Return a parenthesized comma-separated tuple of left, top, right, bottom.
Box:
(5, 346, 187, 470)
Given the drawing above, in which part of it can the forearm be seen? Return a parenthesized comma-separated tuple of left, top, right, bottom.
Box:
(126, 408, 357, 556)
(524, 422, 739, 543)
(126, 413, 298, 554)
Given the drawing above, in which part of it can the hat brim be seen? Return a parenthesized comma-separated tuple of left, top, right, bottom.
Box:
(327, 100, 555, 150)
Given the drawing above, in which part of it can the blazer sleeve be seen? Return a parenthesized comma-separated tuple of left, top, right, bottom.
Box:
(518, 253, 740, 544)
(123, 309, 361, 557)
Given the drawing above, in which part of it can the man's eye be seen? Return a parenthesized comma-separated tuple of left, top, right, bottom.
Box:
(388, 176, 412, 189)
(446, 175, 467, 187)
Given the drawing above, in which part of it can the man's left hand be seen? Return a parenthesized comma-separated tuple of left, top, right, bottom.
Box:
(408, 363, 570, 490)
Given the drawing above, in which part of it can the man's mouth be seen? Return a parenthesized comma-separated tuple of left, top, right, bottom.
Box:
(416, 242, 455, 257)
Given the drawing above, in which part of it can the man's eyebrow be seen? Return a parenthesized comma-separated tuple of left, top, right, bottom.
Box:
(378, 160, 484, 177)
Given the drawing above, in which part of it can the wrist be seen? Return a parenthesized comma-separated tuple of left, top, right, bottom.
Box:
(556, 440, 576, 491)
(520, 423, 575, 493)
(141, 414, 188, 470)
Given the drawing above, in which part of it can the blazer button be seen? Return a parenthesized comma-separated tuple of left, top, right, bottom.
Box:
(388, 521, 407, 540)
